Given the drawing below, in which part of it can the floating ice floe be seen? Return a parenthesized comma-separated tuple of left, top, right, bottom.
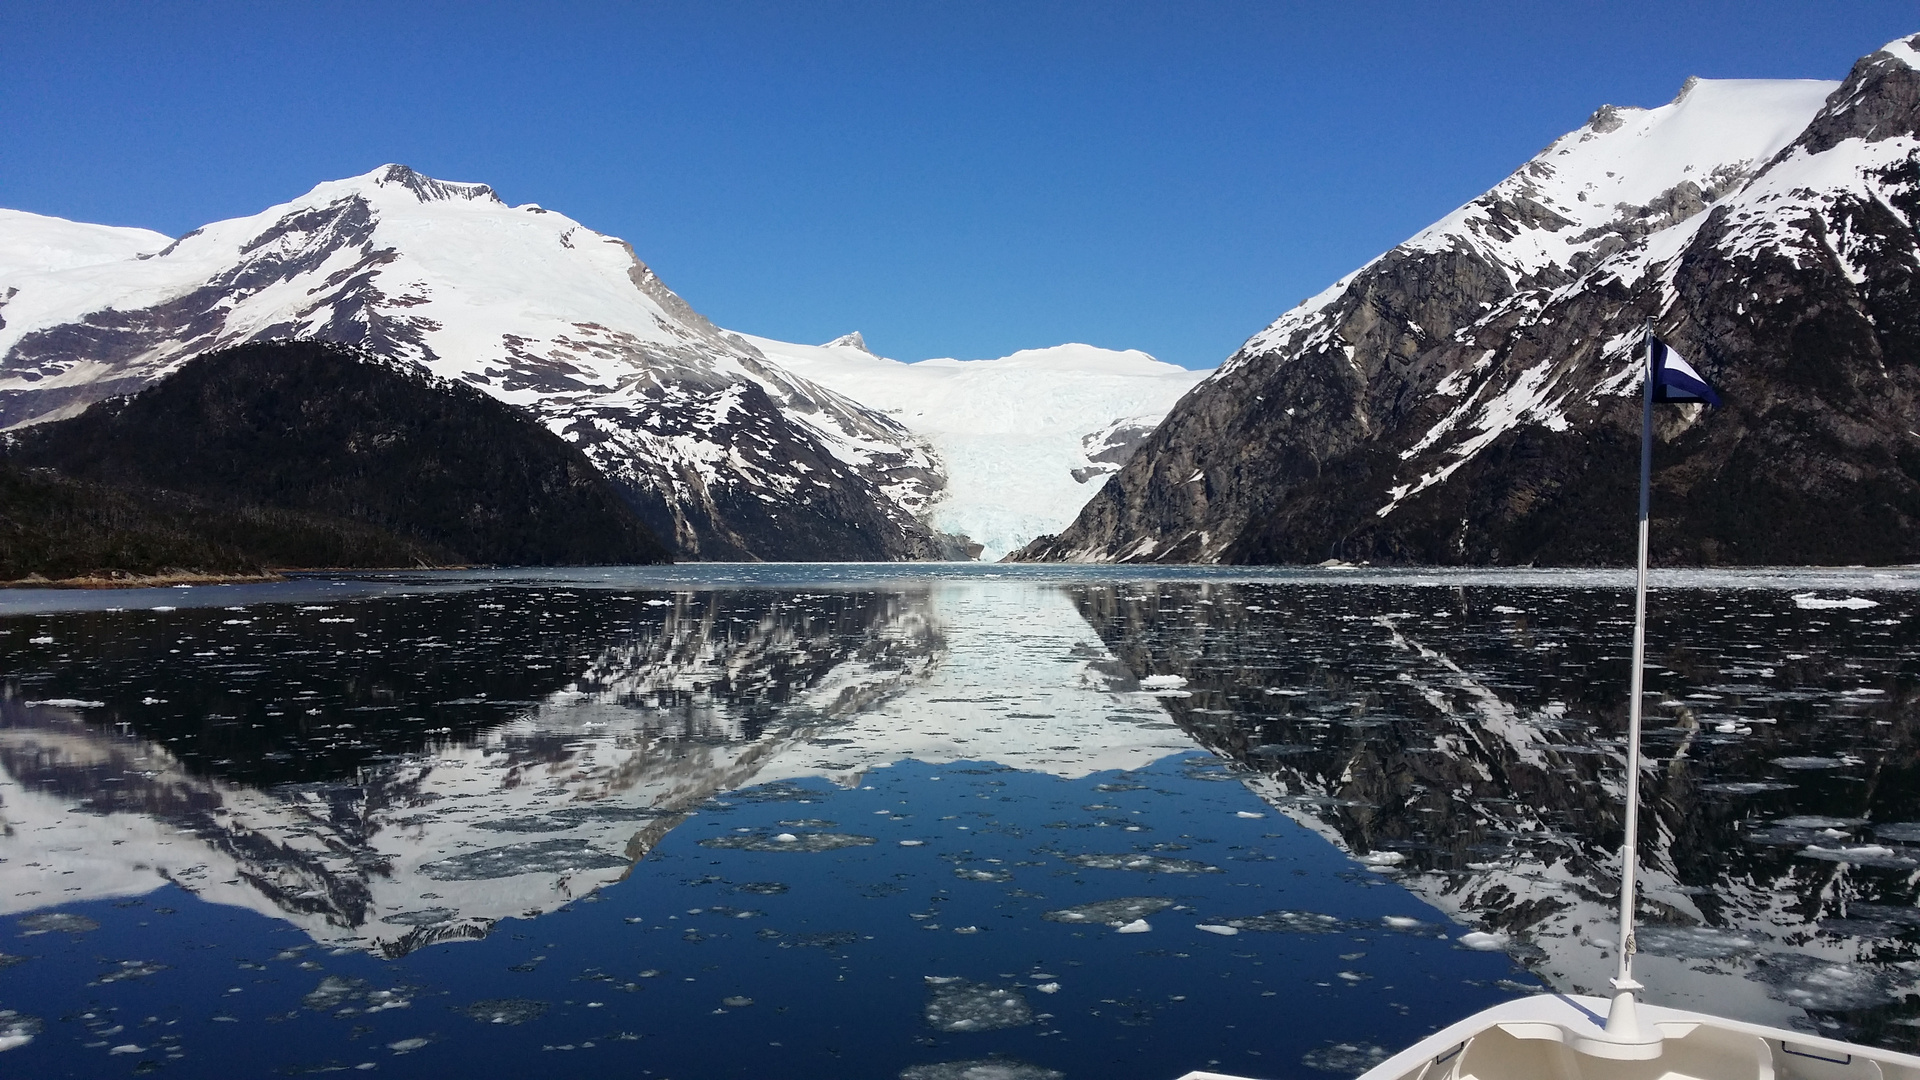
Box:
(1699, 781, 1796, 795)
(1139, 674, 1187, 690)
(421, 838, 628, 879)
(1033, 982, 1060, 994)
(91, 960, 166, 985)
(25, 699, 104, 708)
(1458, 931, 1509, 951)
(899, 1057, 1064, 1080)
(1302, 1041, 1390, 1074)
(388, 1037, 431, 1053)
(1235, 811, 1265, 819)
(1221, 909, 1352, 934)
(1771, 756, 1845, 771)
(1634, 925, 1765, 960)
(700, 832, 877, 853)
(0, 1011, 41, 1053)
(1062, 853, 1221, 874)
(1799, 844, 1916, 868)
(922, 978, 1033, 1032)
(1358, 851, 1406, 866)
(18, 913, 98, 935)
(1042, 897, 1176, 925)
(1791, 593, 1880, 610)
(1773, 815, 1865, 830)
(1749, 952, 1901, 1011)
(954, 867, 1013, 882)
(1116, 919, 1153, 934)
(1195, 924, 1239, 936)
(462, 998, 548, 1025)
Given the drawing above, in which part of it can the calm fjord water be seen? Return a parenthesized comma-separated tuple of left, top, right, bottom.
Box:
(0, 565, 1916, 1078)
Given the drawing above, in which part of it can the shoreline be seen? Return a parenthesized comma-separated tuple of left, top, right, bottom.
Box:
(0, 571, 289, 590)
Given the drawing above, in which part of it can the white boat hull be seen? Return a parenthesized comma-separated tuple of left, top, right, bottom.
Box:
(1178, 994, 1920, 1080)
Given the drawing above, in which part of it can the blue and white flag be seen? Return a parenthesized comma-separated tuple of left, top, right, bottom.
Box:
(1652, 336, 1722, 406)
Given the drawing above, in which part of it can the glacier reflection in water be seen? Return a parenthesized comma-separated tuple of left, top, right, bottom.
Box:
(0, 567, 1914, 1076)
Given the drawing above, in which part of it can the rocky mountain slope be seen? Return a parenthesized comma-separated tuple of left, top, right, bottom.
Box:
(747, 334, 1207, 560)
(1017, 35, 1920, 566)
(0, 167, 945, 561)
(1, 340, 668, 576)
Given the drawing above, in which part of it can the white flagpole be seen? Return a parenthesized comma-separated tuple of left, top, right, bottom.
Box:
(1605, 320, 1657, 1040)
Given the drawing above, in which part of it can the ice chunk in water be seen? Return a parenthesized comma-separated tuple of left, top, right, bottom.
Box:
(954, 867, 1013, 882)
(1771, 756, 1844, 770)
(0, 1010, 42, 1052)
(1773, 816, 1865, 830)
(1458, 931, 1508, 951)
(923, 978, 1034, 1032)
(421, 839, 627, 880)
(1798, 844, 1916, 868)
(1115, 919, 1152, 934)
(1195, 924, 1239, 936)
(1700, 782, 1796, 795)
(1635, 926, 1763, 960)
(1302, 1041, 1390, 1075)
(1222, 909, 1352, 934)
(1792, 594, 1879, 610)
(17, 913, 98, 935)
(380, 908, 459, 926)
(1140, 675, 1187, 690)
(1063, 853, 1221, 874)
(1750, 953, 1899, 1011)
(1042, 897, 1176, 925)
(305, 976, 371, 1011)
(701, 832, 876, 853)
(899, 1058, 1063, 1080)
(734, 882, 789, 895)
(462, 999, 549, 1024)
(92, 960, 166, 985)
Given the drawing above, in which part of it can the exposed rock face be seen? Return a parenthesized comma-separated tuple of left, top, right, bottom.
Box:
(0, 165, 943, 561)
(1016, 39, 1920, 566)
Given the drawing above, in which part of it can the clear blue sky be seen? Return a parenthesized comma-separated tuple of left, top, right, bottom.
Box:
(2, 2, 1911, 368)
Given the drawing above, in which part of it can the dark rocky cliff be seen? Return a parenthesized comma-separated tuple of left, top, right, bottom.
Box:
(1016, 37, 1920, 567)
(2, 340, 669, 577)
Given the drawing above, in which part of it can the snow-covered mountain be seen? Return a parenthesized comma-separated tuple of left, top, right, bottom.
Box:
(0, 167, 950, 561)
(747, 334, 1206, 560)
(0, 209, 168, 277)
(0, 169, 1208, 563)
(1019, 35, 1920, 566)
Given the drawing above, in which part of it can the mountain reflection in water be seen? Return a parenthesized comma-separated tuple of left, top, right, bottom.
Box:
(1070, 580, 1920, 1046)
(0, 582, 1187, 958)
(0, 567, 1916, 1072)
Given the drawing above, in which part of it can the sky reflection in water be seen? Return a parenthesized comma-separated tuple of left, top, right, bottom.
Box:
(0, 566, 1915, 1077)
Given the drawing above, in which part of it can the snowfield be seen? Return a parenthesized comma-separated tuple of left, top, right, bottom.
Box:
(749, 335, 1208, 560)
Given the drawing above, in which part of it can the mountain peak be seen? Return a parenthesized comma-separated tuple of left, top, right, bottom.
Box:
(823, 331, 871, 353)
(1881, 32, 1920, 70)
(358, 164, 502, 205)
